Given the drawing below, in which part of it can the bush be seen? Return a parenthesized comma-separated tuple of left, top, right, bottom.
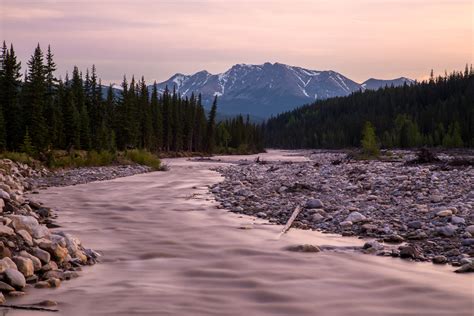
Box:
(0, 151, 35, 166)
(124, 150, 161, 170)
(361, 121, 380, 157)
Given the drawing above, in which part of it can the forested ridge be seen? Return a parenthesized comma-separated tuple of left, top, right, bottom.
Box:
(265, 67, 474, 149)
(0, 42, 264, 157)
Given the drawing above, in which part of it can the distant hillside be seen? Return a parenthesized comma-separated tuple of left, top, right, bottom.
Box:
(362, 77, 414, 90)
(265, 70, 473, 149)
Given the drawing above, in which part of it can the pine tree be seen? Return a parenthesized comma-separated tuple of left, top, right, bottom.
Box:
(25, 44, 48, 150)
(1, 43, 23, 150)
(205, 96, 218, 153)
(20, 129, 34, 155)
(150, 82, 163, 151)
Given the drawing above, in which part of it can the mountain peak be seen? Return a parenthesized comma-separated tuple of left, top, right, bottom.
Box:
(152, 63, 411, 118)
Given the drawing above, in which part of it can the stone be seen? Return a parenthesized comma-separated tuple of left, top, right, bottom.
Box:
(17, 229, 34, 246)
(47, 277, 61, 288)
(451, 216, 465, 225)
(0, 189, 10, 201)
(436, 209, 452, 217)
(8, 215, 38, 233)
(34, 281, 51, 289)
(407, 221, 422, 229)
(41, 261, 58, 272)
(311, 213, 324, 223)
(0, 281, 15, 292)
(43, 270, 65, 280)
(361, 223, 378, 231)
(399, 245, 421, 259)
(436, 224, 457, 237)
(1, 257, 17, 270)
(0, 293, 5, 304)
(4, 268, 26, 289)
(19, 251, 42, 271)
(363, 240, 384, 251)
(461, 238, 474, 246)
(432, 255, 447, 264)
(32, 225, 50, 239)
(384, 234, 404, 243)
(454, 262, 474, 273)
(285, 244, 321, 253)
(345, 211, 367, 223)
(37, 300, 58, 307)
(12, 257, 34, 277)
(465, 225, 474, 235)
(305, 199, 324, 209)
(0, 224, 14, 236)
(31, 247, 50, 264)
(340, 220, 352, 228)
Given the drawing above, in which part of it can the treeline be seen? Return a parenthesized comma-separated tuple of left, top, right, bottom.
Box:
(265, 67, 474, 149)
(0, 42, 263, 155)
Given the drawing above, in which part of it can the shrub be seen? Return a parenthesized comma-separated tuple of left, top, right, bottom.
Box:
(124, 150, 161, 170)
(361, 121, 380, 157)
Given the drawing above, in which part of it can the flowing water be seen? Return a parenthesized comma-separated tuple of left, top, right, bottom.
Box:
(7, 150, 473, 315)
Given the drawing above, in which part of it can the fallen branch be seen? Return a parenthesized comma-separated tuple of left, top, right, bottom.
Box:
(277, 205, 302, 239)
(0, 304, 59, 312)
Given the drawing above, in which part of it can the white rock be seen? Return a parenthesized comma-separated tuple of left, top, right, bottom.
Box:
(345, 211, 367, 223)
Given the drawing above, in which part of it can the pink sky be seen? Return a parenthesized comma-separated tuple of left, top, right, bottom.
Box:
(1, 0, 472, 84)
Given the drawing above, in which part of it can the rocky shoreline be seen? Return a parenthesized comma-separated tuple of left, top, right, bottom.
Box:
(29, 164, 152, 189)
(211, 150, 474, 273)
(0, 159, 101, 309)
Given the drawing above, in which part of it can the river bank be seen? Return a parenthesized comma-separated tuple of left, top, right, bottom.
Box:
(211, 149, 474, 270)
(6, 150, 473, 315)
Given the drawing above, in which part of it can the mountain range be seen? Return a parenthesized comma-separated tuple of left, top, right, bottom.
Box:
(105, 62, 413, 118)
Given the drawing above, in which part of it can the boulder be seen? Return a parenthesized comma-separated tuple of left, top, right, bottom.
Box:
(0, 280, 15, 292)
(41, 261, 58, 272)
(0, 225, 15, 237)
(1, 257, 17, 270)
(0, 189, 10, 201)
(19, 251, 42, 271)
(47, 277, 61, 288)
(17, 229, 33, 246)
(31, 247, 50, 264)
(8, 215, 39, 235)
(12, 257, 34, 277)
(4, 268, 26, 289)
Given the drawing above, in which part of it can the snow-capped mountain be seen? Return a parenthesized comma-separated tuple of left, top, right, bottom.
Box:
(362, 77, 414, 90)
(103, 63, 413, 118)
(154, 62, 363, 118)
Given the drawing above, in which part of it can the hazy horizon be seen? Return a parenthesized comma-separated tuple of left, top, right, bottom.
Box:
(1, 0, 472, 84)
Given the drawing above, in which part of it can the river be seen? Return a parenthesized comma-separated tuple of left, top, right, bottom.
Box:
(8, 150, 473, 315)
